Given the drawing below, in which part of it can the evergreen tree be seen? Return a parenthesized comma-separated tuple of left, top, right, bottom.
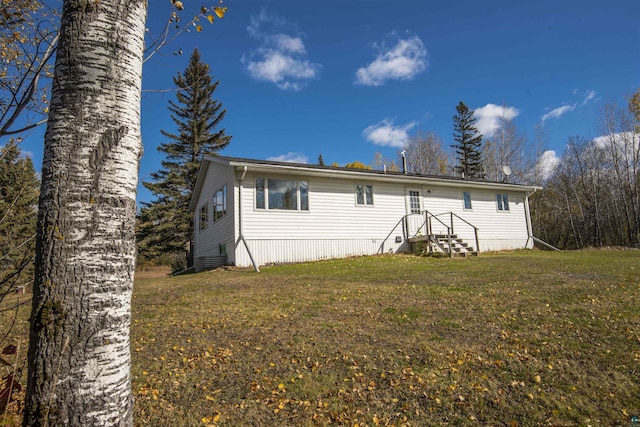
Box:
(452, 101, 484, 179)
(317, 153, 325, 166)
(0, 141, 39, 295)
(138, 49, 231, 266)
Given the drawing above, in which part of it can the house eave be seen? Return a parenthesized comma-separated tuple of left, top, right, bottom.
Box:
(189, 155, 542, 212)
(223, 157, 541, 193)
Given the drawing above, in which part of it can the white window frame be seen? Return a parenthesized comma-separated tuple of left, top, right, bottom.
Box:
(213, 184, 227, 221)
(255, 178, 309, 211)
(463, 191, 472, 210)
(355, 184, 374, 206)
(408, 190, 421, 214)
(199, 204, 209, 231)
(496, 193, 510, 211)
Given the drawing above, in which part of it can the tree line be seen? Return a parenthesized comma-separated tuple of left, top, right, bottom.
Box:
(531, 93, 640, 249)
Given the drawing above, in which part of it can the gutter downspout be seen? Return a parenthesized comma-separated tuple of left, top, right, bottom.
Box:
(238, 166, 260, 272)
(524, 188, 537, 249)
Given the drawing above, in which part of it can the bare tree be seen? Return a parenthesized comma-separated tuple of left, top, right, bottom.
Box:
(371, 152, 400, 172)
(597, 98, 640, 245)
(0, 0, 224, 140)
(400, 130, 449, 175)
(483, 116, 534, 183)
(0, 0, 58, 138)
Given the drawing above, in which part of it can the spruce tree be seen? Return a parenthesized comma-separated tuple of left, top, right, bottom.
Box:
(138, 49, 231, 266)
(452, 101, 485, 179)
(0, 141, 39, 294)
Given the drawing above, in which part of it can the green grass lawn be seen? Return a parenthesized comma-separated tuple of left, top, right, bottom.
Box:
(1, 250, 638, 426)
(130, 250, 640, 426)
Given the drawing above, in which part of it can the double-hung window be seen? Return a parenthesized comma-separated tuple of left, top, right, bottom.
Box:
(199, 204, 209, 231)
(213, 185, 227, 221)
(496, 193, 510, 211)
(356, 184, 374, 206)
(255, 178, 309, 211)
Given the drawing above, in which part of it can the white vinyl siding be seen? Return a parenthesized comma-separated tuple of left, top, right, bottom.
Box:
(193, 163, 236, 260)
(192, 157, 535, 268)
(425, 188, 528, 252)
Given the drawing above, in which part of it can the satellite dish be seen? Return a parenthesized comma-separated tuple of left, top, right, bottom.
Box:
(502, 165, 512, 176)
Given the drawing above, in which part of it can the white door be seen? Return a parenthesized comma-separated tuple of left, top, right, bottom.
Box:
(406, 188, 425, 237)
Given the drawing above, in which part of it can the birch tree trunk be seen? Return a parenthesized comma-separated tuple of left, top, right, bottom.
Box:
(24, 0, 147, 425)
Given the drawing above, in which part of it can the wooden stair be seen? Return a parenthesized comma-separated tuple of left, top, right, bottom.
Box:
(409, 234, 478, 257)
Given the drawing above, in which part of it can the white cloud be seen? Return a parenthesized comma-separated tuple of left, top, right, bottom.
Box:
(355, 35, 427, 86)
(473, 104, 519, 137)
(267, 152, 309, 164)
(536, 150, 560, 180)
(271, 34, 306, 54)
(541, 104, 576, 122)
(243, 12, 321, 91)
(582, 89, 596, 105)
(362, 119, 417, 148)
(593, 132, 640, 156)
(541, 89, 596, 122)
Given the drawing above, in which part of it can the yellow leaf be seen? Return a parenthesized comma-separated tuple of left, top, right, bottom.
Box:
(214, 6, 227, 18)
(174, 0, 184, 10)
(196, 25, 203, 32)
(207, 15, 214, 24)
(213, 413, 221, 422)
(534, 375, 541, 383)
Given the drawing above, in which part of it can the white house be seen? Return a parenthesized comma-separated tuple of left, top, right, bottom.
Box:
(188, 155, 541, 271)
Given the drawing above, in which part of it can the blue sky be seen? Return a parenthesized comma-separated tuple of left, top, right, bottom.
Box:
(19, 0, 640, 205)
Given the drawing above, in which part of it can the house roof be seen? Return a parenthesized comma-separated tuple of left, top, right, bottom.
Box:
(189, 155, 542, 212)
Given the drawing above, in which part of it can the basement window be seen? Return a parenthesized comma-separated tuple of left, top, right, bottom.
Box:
(496, 193, 510, 211)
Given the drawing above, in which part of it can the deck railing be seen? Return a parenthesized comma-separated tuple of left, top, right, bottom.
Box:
(430, 211, 480, 254)
(379, 210, 479, 256)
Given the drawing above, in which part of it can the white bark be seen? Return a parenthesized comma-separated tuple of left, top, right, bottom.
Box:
(25, 0, 147, 425)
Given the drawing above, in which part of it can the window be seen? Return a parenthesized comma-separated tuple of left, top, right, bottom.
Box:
(213, 185, 227, 221)
(219, 244, 226, 255)
(463, 191, 472, 210)
(199, 204, 208, 231)
(256, 178, 265, 209)
(255, 178, 309, 211)
(496, 193, 510, 211)
(409, 190, 421, 214)
(356, 184, 374, 206)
